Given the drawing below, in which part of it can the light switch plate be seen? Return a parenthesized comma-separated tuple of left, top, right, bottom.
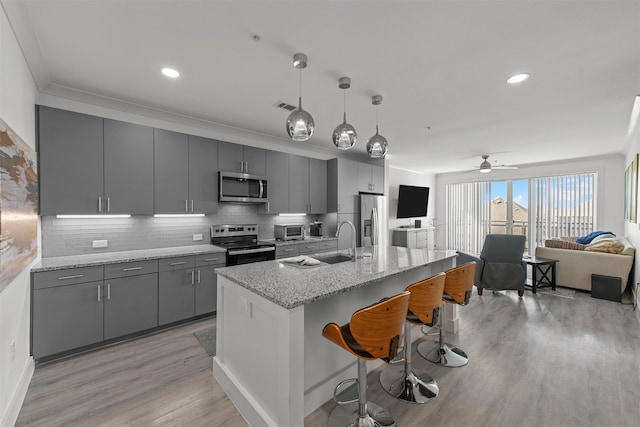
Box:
(193, 233, 203, 241)
(92, 240, 108, 248)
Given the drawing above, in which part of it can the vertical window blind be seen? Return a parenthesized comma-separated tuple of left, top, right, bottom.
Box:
(445, 181, 491, 253)
(531, 173, 597, 248)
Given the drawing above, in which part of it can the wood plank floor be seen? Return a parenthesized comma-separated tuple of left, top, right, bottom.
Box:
(17, 288, 640, 427)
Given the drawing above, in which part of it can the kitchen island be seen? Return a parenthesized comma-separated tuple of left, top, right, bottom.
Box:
(213, 246, 458, 427)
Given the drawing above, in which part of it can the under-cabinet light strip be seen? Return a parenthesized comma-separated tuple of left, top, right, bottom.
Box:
(278, 213, 307, 217)
(153, 214, 205, 218)
(56, 214, 131, 219)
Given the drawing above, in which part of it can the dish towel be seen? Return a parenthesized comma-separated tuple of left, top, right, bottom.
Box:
(280, 255, 322, 266)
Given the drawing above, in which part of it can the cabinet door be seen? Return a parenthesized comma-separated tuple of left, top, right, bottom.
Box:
(104, 273, 158, 340)
(195, 266, 218, 316)
(262, 150, 289, 214)
(38, 106, 104, 215)
(243, 146, 266, 175)
(103, 120, 154, 214)
(276, 244, 300, 259)
(154, 129, 189, 213)
(289, 155, 310, 213)
(218, 141, 244, 172)
(188, 135, 218, 214)
(158, 268, 195, 325)
(32, 281, 104, 359)
(358, 163, 373, 193)
(309, 158, 327, 213)
(370, 164, 384, 193)
(338, 159, 360, 213)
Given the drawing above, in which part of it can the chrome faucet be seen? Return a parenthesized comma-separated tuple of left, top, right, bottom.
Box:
(336, 220, 357, 261)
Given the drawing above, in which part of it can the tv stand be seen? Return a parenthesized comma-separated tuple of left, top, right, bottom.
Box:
(392, 227, 436, 249)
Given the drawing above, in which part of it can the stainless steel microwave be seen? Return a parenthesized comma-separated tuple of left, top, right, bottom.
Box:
(219, 171, 268, 203)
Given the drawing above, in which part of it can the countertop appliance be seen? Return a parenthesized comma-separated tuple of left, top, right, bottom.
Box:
(274, 224, 305, 241)
(360, 193, 388, 247)
(219, 171, 268, 203)
(309, 221, 322, 236)
(211, 224, 275, 265)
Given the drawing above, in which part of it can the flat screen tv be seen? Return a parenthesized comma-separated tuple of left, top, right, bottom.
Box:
(396, 185, 429, 219)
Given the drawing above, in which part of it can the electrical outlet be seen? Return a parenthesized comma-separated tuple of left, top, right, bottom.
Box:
(10, 342, 15, 362)
(193, 233, 203, 241)
(92, 240, 108, 248)
(239, 296, 252, 318)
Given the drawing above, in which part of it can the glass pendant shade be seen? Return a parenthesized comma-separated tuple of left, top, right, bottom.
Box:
(366, 125, 388, 158)
(333, 112, 357, 150)
(286, 97, 315, 141)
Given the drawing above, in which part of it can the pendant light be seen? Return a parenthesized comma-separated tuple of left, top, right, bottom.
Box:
(366, 95, 388, 158)
(332, 77, 357, 150)
(286, 53, 315, 141)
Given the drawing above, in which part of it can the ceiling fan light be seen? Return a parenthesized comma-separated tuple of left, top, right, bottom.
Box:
(286, 97, 315, 141)
(479, 160, 492, 173)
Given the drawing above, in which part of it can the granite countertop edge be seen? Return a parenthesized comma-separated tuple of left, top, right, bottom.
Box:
(32, 245, 227, 272)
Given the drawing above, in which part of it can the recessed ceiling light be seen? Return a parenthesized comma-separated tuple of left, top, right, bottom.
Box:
(507, 73, 530, 84)
(161, 68, 180, 78)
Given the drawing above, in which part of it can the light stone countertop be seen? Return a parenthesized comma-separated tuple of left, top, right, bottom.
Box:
(32, 245, 227, 272)
(216, 246, 457, 309)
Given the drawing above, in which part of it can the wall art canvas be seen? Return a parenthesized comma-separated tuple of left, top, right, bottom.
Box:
(624, 153, 638, 223)
(0, 118, 38, 293)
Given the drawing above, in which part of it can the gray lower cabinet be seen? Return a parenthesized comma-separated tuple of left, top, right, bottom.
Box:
(103, 273, 158, 340)
(195, 254, 224, 316)
(32, 280, 104, 359)
(275, 239, 338, 259)
(276, 244, 300, 259)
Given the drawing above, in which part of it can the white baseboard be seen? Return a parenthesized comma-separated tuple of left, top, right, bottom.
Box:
(1, 356, 34, 427)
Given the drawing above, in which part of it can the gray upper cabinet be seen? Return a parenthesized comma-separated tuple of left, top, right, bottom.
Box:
(289, 155, 310, 213)
(38, 106, 104, 215)
(218, 141, 266, 175)
(103, 120, 154, 214)
(358, 163, 384, 194)
(154, 129, 189, 213)
(188, 136, 219, 214)
(309, 158, 327, 213)
(328, 158, 360, 213)
(38, 106, 155, 215)
(261, 150, 289, 214)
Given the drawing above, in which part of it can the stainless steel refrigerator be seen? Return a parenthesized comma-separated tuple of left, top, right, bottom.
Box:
(360, 193, 388, 247)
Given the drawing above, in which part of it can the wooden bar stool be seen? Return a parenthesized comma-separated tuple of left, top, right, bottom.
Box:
(322, 292, 410, 427)
(379, 272, 446, 403)
(418, 262, 476, 368)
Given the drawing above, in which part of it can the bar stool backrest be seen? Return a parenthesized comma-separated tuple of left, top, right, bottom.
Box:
(406, 272, 446, 326)
(444, 262, 476, 305)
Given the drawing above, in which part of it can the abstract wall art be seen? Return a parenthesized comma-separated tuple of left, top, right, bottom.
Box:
(0, 117, 38, 293)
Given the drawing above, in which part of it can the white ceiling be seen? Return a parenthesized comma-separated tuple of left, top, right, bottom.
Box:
(4, 0, 640, 173)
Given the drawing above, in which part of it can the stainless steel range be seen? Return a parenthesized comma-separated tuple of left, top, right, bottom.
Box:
(210, 224, 275, 266)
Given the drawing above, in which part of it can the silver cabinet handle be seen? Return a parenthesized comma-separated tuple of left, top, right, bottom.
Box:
(97, 284, 101, 302)
(197, 269, 201, 284)
(107, 197, 111, 212)
(122, 267, 142, 272)
(190, 200, 194, 212)
(107, 283, 111, 300)
(98, 196, 102, 212)
(190, 270, 195, 285)
(170, 261, 186, 266)
(58, 274, 84, 280)
(185, 200, 188, 212)
(204, 258, 219, 262)
(337, 203, 340, 213)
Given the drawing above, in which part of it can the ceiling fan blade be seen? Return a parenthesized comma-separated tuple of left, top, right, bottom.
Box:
(493, 166, 519, 170)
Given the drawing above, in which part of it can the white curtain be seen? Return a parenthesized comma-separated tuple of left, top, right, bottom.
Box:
(445, 181, 491, 253)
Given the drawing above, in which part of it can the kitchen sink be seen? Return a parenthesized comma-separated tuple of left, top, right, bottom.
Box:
(318, 254, 355, 264)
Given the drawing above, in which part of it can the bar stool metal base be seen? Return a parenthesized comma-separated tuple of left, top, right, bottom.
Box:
(328, 401, 396, 427)
(417, 341, 469, 367)
(379, 364, 439, 403)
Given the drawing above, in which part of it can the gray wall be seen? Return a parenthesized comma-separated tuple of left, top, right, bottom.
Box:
(42, 204, 323, 257)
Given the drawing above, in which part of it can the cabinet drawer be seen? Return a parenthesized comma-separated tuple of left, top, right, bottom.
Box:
(298, 242, 320, 255)
(33, 266, 104, 290)
(159, 256, 195, 272)
(318, 240, 338, 252)
(195, 253, 226, 267)
(276, 245, 300, 259)
(104, 260, 158, 279)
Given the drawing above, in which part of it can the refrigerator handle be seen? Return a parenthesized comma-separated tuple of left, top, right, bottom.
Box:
(371, 207, 377, 245)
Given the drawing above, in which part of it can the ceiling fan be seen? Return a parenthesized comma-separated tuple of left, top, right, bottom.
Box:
(477, 155, 518, 173)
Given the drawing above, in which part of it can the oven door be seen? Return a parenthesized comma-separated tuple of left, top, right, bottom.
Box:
(227, 246, 276, 266)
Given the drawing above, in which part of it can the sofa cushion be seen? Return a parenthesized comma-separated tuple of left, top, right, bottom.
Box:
(544, 238, 585, 251)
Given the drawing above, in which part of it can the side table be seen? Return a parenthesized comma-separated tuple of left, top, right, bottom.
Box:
(523, 256, 558, 294)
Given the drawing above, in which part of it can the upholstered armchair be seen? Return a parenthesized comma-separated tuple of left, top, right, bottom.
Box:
(456, 234, 527, 297)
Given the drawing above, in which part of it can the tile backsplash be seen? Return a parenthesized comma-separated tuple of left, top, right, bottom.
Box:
(42, 204, 324, 257)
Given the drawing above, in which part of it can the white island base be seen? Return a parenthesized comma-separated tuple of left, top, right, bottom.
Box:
(213, 248, 457, 427)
